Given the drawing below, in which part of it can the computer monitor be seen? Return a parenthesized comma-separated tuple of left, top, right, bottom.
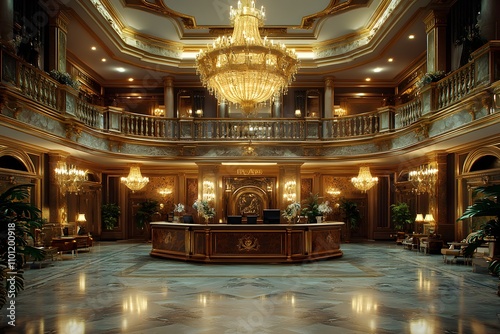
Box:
(246, 215, 258, 224)
(263, 209, 281, 224)
(227, 215, 242, 224)
(182, 215, 194, 224)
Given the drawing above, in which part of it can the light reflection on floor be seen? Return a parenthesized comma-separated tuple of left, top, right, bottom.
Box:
(2, 241, 500, 333)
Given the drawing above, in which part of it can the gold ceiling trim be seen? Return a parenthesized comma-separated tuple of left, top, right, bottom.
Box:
(301, 0, 371, 29)
(123, 0, 197, 28)
(123, 0, 370, 31)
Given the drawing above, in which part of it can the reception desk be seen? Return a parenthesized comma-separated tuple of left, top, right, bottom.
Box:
(150, 221, 344, 263)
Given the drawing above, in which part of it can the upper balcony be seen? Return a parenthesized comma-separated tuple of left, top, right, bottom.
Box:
(1, 42, 500, 162)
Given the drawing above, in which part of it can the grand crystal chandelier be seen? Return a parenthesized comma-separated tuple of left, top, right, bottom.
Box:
(121, 166, 149, 192)
(195, 0, 299, 115)
(54, 161, 87, 194)
(351, 166, 378, 193)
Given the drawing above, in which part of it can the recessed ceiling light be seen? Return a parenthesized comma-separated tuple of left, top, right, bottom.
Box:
(116, 67, 126, 72)
(373, 67, 382, 73)
(128, 78, 134, 82)
(101, 58, 106, 62)
(388, 58, 394, 62)
(408, 35, 415, 39)
(365, 78, 371, 81)
(138, 96, 142, 99)
(91, 46, 96, 51)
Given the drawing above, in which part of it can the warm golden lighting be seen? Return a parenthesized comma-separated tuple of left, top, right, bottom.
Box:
(283, 180, 297, 202)
(196, 0, 299, 115)
(121, 166, 149, 192)
(409, 164, 438, 194)
(203, 180, 215, 202)
(54, 161, 87, 194)
(351, 167, 378, 192)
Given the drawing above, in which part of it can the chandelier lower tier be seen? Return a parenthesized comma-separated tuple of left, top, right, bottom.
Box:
(196, 0, 299, 115)
(351, 166, 378, 193)
(54, 161, 87, 194)
(121, 166, 149, 192)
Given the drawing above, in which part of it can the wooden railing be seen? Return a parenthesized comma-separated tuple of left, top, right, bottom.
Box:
(1, 42, 499, 143)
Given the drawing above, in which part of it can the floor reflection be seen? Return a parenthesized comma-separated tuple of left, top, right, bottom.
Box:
(2, 242, 499, 333)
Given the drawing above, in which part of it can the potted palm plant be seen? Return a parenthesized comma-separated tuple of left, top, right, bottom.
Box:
(101, 203, 120, 230)
(135, 199, 159, 241)
(0, 184, 44, 309)
(339, 198, 361, 242)
(390, 202, 413, 232)
(457, 185, 500, 259)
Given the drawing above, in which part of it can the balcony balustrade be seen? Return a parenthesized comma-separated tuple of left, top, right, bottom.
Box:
(1, 42, 499, 145)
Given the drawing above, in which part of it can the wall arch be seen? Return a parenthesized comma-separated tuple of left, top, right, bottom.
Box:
(0, 147, 37, 174)
(462, 146, 500, 175)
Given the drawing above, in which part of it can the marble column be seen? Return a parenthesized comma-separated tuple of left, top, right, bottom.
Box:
(479, 0, 500, 40)
(423, 10, 448, 72)
(0, 0, 14, 44)
(323, 77, 334, 136)
(48, 11, 69, 72)
(163, 76, 174, 118)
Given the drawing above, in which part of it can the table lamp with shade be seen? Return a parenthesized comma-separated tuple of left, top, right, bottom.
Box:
(415, 213, 424, 233)
(76, 213, 86, 235)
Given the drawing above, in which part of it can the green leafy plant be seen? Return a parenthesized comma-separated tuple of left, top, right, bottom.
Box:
(457, 185, 500, 256)
(101, 203, 121, 230)
(301, 193, 322, 223)
(390, 202, 413, 231)
(339, 198, 361, 230)
(135, 199, 160, 229)
(415, 70, 445, 89)
(193, 199, 215, 221)
(0, 184, 44, 309)
(49, 69, 80, 90)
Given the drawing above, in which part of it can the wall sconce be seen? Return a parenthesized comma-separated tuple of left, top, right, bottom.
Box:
(153, 107, 165, 116)
(158, 188, 172, 196)
(334, 107, 346, 117)
(283, 180, 297, 202)
(327, 188, 341, 196)
(203, 180, 215, 202)
(409, 164, 438, 194)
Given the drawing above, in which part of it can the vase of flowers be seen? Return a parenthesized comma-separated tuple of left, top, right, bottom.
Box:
(282, 202, 301, 224)
(318, 201, 333, 222)
(193, 199, 215, 224)
(173, 203, 185, 222)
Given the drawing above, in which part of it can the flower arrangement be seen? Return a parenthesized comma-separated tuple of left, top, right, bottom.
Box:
(415, 71, 445, 89)
(318, 201, 333, 216)
(174, 203, 185, 213)
(193, 199, 215, 222)
(282, 202, 301, 223)
(49, 69, 81, 90)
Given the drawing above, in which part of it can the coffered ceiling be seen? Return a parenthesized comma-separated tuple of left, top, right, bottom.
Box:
(64, 0, 436, 88)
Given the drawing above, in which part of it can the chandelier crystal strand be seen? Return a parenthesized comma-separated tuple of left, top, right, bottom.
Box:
(121, 166, 149, 192)
(54, 161, 87, 194)
(196, 0, 299, 115)
(351, 166, 378, 193)
(409, 165, 438, 194)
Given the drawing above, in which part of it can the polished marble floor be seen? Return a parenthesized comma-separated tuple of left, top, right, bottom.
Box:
(2, 241, 500, 333)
